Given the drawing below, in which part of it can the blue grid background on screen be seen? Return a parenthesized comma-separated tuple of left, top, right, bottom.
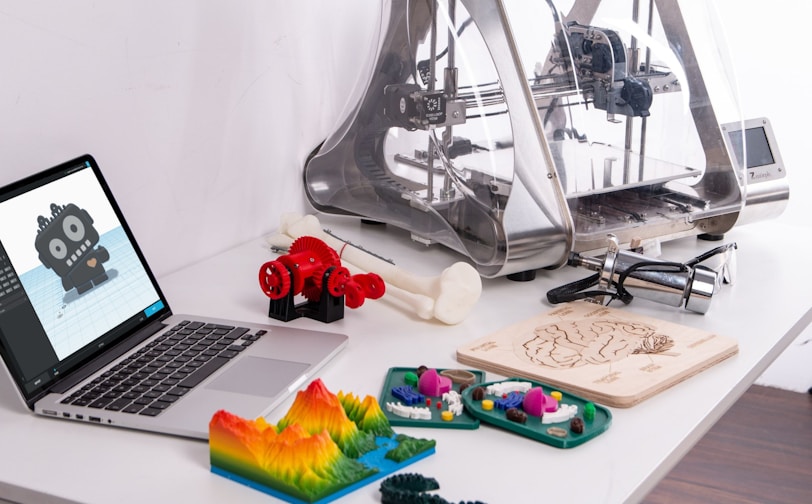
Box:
(18, 226, 159, 360)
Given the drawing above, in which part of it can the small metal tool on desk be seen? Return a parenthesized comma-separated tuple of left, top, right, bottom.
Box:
(548, 234, 737, 313)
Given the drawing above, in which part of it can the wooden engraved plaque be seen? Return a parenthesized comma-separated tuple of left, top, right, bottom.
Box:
(456, 301, 738, 407)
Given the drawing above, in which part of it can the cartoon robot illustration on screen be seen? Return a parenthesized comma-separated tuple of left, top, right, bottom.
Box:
(35, 203, 110, 294)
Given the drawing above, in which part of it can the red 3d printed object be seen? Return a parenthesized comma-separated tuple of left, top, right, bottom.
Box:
(259, 236, 385, 323)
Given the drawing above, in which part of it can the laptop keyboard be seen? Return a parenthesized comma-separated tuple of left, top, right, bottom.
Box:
(0, 250, 25, 310)
(60, 320, 266, 417)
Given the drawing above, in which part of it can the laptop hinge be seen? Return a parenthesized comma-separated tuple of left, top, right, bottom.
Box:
(48, 319, 167, 395)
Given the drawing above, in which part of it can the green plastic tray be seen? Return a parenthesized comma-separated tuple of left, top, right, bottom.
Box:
(460, 378, 611, 448)
(379, 367, 484, 429)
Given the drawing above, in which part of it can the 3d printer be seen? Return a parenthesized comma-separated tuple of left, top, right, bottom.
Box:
(304, 0, 788, 281)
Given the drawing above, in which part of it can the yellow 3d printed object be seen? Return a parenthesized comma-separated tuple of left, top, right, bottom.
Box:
(209, 379, 436, 503)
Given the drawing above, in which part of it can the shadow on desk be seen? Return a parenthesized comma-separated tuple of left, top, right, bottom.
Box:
(643, 385, 812, 503)
(0, 371, 25, 414)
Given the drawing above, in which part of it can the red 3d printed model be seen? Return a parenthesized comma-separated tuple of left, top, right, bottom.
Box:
(258, 235, 385, 323)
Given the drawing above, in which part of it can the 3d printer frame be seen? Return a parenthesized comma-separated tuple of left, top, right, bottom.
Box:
(304, 0, 788, 279)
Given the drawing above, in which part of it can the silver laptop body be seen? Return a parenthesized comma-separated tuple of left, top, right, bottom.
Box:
(0, 154, 347, 439)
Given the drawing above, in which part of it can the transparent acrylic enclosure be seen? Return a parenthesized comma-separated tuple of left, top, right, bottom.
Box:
(304, 0, 756, 278)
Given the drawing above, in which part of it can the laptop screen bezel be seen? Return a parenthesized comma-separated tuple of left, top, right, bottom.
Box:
(0, 154, 172, 408)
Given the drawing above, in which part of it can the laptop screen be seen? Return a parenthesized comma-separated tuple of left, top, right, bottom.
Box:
(0, 155, 168, 404)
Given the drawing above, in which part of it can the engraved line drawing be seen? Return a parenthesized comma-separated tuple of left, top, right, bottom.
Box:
(519, 319, 678, 369)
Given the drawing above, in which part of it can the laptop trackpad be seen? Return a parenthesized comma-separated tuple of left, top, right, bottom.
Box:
(205, 357, 310, 398)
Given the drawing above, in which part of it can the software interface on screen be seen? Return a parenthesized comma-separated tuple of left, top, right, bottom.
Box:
(0, 161, 162, 395)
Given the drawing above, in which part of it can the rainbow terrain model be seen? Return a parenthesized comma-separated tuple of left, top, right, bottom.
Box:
(209, 379, 436, 503)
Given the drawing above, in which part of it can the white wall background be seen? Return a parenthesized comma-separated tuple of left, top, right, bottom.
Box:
(0, 0, 382, 277)
(0, 0, 809, 280)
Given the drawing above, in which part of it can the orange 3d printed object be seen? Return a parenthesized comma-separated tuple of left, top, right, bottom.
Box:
(209, 379, 436, 503)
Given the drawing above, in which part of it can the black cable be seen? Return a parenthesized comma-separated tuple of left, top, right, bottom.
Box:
(548, 241, 734, 309)
(434, 17, 475, 61)
(684, 242, 737, 267)
(613, 260, 687, 304)
(547, 259, 690, 307)
(546, 272, 630, 305)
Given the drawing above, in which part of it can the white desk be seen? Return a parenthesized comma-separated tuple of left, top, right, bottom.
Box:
(1, 217, 810, 504)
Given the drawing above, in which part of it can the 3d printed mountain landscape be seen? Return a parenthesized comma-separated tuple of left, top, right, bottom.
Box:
(209, 378, 436, 503)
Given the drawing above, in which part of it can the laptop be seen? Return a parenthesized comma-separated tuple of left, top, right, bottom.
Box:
(0, 154, 348, 439)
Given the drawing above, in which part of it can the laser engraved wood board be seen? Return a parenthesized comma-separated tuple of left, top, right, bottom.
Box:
(456, 301, 739, 408)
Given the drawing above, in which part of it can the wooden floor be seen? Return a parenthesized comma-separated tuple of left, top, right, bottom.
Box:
(642, 385, 812, 504)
